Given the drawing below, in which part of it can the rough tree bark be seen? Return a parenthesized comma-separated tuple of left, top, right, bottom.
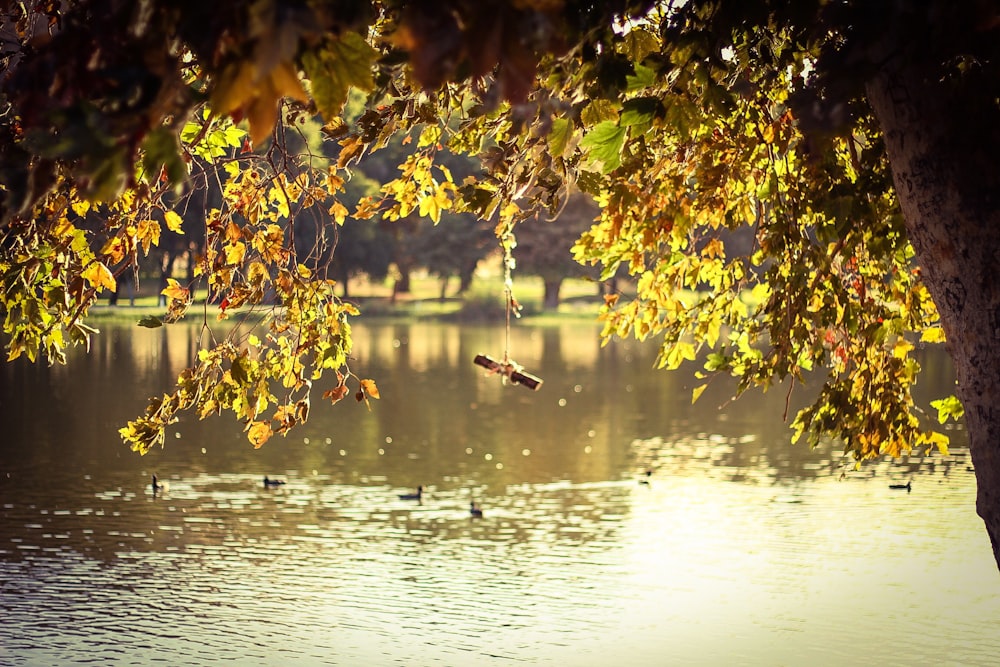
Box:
(867, 56, 1000, 568)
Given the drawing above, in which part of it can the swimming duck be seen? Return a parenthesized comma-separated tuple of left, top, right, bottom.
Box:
(470, 501, 484, 517)
(151, 475, 168, 494)
(639, 469, 652, 485)
(263, 476, 287, 487)
(398, 486, 423, 500)
(889, 481, 912, 492)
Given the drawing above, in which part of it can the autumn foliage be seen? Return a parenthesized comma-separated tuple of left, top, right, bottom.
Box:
(0, 1, 973, 464)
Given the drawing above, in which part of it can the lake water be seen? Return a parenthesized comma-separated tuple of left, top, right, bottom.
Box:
(1, 320, 998, 666)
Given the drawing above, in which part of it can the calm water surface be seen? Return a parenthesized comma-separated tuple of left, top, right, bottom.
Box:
(1, 320, 997, 666)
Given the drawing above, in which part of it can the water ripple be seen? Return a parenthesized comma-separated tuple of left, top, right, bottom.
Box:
(3, 447, 999, 665)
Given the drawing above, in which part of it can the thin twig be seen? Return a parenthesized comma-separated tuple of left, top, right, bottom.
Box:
(783, 376, 795, 422)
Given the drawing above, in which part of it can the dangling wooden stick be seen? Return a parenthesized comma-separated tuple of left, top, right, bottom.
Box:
(474, 353, 543, 390)
(473, 224, 543, 391)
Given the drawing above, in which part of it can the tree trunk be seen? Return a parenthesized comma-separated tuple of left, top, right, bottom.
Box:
(867, 58, 1000, 568)
(458, 262, 476, 294)
(185, 244, 196, 301)
(394, 268, 411, 295)
(542, 279, 561, 310)
(600, 277, 618, 298)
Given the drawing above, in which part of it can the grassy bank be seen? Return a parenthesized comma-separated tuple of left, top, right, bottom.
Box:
(86, 274, 615, 326)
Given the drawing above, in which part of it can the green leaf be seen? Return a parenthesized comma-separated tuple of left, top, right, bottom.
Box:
(704, 351, 728, 371)
(549, 117, 572, 157)
(580, 121, 626, 173)
(621, 96, 659, 136)
(626, 64, 656, 91)
(141, 127, 186, 186)
(302, 31, 377, 119)
(137, 316, 163, 328)
(222, 125, 245, 147)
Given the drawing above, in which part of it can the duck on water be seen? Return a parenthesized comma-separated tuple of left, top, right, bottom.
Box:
(398, 486, 423, 501)
(151, 475, 168, 494)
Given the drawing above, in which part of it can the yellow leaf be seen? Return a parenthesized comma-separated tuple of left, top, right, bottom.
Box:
(663, 341, 696, 369)
(701, 238, 725, 259)
(161, 278, 190, 303)
(225, 220, 243, 243)
(71, 199, 91, 217)
(136, 218, 161, 254)
(330, 200, 348, 224)
(418, 190, 443, 223)
(326, 168, 345, 194)
(920, 327, 946, 343)
(360, 378, 380, 399)
(691, 383, 708, 404)
(101, 237, 126, 264)
(920, 431, 950, 456)
(82, 262, 116, 293)
(268, 183, 291, 219)
(418, 124, 442, 148)
(163, 210, 185, 234)
(749, 283, 771, 305)
(270, 61, 308, 103)
(337, 135, 364, 169)
(199, 399, 219, 420)
(246, 78, 280, 146)
(705, 316, 722, 347)
(252, 224, 287, 264)
(499, 201, 521, 222)
(247, 261, 268, 285)
(52, 215, 74, 239)
(892, 338, 914, 359)
(224, 241, 246, 265)
(353, 196, 379, 220)
(246, 420, 273, 449)
(581, 99, 619, 126)
(210, 60, 257, 116)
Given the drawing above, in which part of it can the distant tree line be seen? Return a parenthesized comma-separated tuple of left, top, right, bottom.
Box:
(116, 99, 606, 309)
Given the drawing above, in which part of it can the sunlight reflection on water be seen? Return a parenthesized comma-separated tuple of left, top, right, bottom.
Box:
(2, 323, 999, 665)
(3, 454, 1000, 666)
